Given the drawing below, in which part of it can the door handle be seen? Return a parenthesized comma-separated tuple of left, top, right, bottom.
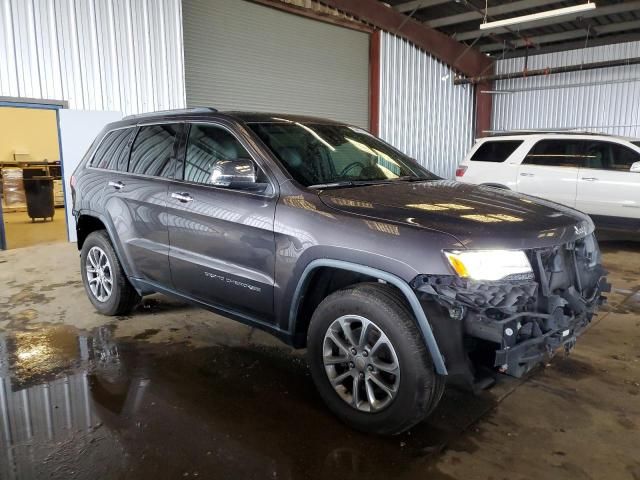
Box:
(519, 172, 535, 177)
(581, 177, 598, 181)
(171, 192, 193, 203)
(108, 181, 125, 190)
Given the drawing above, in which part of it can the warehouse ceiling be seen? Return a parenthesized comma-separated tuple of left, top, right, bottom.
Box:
(382, 0, 640, 58)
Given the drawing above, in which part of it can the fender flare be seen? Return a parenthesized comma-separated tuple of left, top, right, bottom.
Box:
(289, 259, 448, 375)
(75, 210, 135, 281)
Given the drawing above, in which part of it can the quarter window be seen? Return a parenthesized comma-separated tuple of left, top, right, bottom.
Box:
(128, 124, 180, 178)
(470, 140, 522, 162)
(90, 128, 133, 171)
(524, 140, 585, 167)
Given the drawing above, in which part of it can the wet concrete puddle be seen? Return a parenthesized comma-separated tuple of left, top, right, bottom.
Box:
(0, 323, 507, 480)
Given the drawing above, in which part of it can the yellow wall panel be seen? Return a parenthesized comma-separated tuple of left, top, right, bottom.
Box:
(0, 107, 60, 163)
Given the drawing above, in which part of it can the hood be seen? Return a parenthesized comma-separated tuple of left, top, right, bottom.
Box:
(318, 180, 594, 250)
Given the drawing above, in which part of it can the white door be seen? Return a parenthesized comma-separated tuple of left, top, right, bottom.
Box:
(516, 139, 581, 207)
(576, 140, 640, 226)
(58, 110, 123, 242)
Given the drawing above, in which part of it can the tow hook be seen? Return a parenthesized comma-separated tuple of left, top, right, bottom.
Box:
(564, 337, 577, 354)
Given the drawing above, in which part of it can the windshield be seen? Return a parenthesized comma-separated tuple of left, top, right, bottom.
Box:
(248, 122, 437, 187)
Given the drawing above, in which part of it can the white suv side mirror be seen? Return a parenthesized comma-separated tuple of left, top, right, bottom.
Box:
(631, 161, 640, 173)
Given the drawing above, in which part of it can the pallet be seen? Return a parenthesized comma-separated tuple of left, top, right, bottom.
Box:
(1, 203, 28, 213)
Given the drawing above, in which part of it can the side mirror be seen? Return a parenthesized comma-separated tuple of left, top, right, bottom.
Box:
(631, 161, 640, 173)
(211, 158, 256, 187)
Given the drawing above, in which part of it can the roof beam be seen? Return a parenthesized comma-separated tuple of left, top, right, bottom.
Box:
(496, 32, 640, 59)
(456, 1, 640, 42)
(393, 0, 451, 14)
(427, 0, 563, 29)
(319, 0, 493, 77)
(480, 18, 640, 52)
(481, 29, 589, 52)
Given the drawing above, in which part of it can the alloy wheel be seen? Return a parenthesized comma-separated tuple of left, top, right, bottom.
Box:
(322, 315, 400, 412)
(86, 246, 113, 302)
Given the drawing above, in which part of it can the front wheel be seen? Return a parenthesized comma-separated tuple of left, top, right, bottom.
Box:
(307, 283, 445, 435)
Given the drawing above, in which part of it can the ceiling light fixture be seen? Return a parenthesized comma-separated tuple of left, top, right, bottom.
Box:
(479, 2, 596, 31)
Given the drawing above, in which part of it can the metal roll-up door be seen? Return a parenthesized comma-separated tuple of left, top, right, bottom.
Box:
(182, 0, 370, 128)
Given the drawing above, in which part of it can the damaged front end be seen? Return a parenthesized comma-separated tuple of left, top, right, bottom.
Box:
(413, 234, 610, 382)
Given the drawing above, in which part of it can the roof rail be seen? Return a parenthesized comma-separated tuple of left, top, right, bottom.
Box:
(123, 107, 217, 121)
(484, 129, 618, 137)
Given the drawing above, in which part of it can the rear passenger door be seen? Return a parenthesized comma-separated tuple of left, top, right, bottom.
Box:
(576, 140, 640, 223)
(167, 122, 277, 320)
(516, 139, 582, 207)
(101, 123, 181, 286)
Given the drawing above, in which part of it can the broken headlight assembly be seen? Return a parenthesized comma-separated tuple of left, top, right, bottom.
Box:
(443, 249, 534, 282)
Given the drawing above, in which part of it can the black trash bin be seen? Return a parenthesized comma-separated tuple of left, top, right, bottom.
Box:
(23, 176, 55, 222)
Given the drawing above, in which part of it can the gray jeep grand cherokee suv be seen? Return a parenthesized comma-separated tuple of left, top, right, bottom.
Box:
(71, 108, 609, 434)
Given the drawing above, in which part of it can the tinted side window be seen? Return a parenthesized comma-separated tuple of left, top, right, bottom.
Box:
(90, 129, 133, 170)
(583, 142, 640, 171)
(471, 140, 522, 162)
(129, 124, 180, 178)
(613, 144, 640, 171)
(183, 124, 270, 192)
(524, 140, 585, 167)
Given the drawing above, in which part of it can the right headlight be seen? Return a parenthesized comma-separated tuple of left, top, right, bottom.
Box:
(443, 249, 533, 281)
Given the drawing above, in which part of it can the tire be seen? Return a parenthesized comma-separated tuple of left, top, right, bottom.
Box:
(80, 230, 140, 316)
(307, 282, 445, 435)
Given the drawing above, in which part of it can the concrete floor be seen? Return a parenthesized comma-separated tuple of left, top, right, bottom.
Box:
(0, 240, 638, 479)
(2, 209, 67, 249)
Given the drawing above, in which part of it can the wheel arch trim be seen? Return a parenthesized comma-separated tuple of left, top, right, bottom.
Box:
(76, 210, 136, 285)
(290, 259, 448, 375)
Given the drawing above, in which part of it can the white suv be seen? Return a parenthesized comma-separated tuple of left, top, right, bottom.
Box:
(456, 133, 640, 232)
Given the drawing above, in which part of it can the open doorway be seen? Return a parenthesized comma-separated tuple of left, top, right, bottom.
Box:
(0, 101, 67, 250)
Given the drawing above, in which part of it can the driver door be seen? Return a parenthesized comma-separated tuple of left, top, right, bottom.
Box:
(167, 122, 277, 319)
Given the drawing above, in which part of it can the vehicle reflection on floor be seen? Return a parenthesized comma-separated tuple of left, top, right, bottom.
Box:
(0, 326, 149, 480)
(0, 323, 506, 480)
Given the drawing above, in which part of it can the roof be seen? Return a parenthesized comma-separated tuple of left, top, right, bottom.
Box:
(384, 0, 640, 58)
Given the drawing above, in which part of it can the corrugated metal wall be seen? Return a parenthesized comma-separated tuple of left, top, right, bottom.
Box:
(378, 32, 475, 179)
(0, 0, 185, 115)
(492, 40, 640, 137)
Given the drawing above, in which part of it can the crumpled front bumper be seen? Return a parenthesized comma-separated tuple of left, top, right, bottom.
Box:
(413, 234, 610, 379)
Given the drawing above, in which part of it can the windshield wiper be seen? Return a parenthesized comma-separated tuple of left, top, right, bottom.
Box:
(309, 176, 432, 189)
(309, 180, 388, 190)
(309, 181, 356, 190)
(394, 175, 432, 182)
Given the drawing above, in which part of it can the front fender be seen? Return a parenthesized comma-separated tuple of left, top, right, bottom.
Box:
(289, 259, 448, 375)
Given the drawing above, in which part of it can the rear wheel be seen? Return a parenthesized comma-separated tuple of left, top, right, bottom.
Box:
(81, 230, 140, 316)
(307, 283, 445, 435)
